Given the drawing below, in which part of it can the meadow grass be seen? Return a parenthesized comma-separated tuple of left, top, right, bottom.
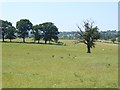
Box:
(2, 39, 118, 88)
(0, 42, 2, 89)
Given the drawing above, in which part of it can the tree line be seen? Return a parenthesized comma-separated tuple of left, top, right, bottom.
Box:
(0, 19, 59, 44)
(0, 19, 103, 53)
(58, 30, 118, 40)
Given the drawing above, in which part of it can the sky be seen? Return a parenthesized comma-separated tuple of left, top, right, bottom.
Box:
(0, 2, 118, 32)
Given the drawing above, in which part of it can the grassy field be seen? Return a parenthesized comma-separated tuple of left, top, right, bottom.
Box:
(2, 39, 118, 88)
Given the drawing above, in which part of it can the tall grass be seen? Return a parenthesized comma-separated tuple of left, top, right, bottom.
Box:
(2, 39, 118, 88)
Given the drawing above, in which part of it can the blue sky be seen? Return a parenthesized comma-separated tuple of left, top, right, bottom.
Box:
(1, 2, 118, 31)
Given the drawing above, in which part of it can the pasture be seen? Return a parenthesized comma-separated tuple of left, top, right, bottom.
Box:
(2, 39, 118, 88)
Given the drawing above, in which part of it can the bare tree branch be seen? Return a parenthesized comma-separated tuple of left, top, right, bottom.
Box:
(76, 24, 84, 34)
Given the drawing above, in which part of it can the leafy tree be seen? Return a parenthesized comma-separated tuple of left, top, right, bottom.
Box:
(53, 35, 59, 43)
(118, 36, 120, 42)
(16, 19, 32, 43)
(5, 26, 16, 42)
(77, 20, 100, 53)
(32, 25, 42, 43)
(111, 38, 116, 43)
(39, 22, 59, 44)
(0, 20, 12, 42)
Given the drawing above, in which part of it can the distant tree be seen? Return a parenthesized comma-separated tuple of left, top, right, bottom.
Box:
(39, 22, 59, 44)
(16, 19, 32, 43)
(5, 26, 16, 42)
(0, 29, 1, 39)
(0, 20, 12, 42)
(99, 30, 117, 40)
(118, 36, 120, 42)
(77, 20, 100, 53)
(32, 25, 42, 43)
(118, 31, 120, 37)
(111, 38, 116, 43)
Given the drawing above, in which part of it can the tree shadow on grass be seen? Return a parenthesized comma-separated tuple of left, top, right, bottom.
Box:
(0, 41, 65, 46)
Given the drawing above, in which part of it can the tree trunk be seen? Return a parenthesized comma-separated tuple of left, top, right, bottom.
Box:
(10, 39, 12, 42)
(87, 45, 91, 53)
(49, 40, 50, 44)
(23, 38, 25, 43)
(45, 40, 47, 44)
(2, 33, 4, 42)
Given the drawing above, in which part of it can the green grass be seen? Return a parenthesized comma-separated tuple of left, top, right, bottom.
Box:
(0, 42, 2, 89)
(2, 39, 118, 88)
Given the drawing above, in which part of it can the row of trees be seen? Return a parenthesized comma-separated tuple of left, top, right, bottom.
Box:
(100, 30, 118, 40)
(0, 19, 100, 53)
(0, 19, 59, 44)
(58, 30, 118, 41)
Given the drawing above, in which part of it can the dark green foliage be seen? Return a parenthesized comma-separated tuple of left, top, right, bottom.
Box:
(53, 35, 59, 43)
(39, 22, 59, 44)
(118, 36, 120, 42)
(77, 20, 100, 53)
(16, 19, 32, 43)
(5, 26, 16, 42)
(111, 38, 116, 43)
(32, 25, 42, 43)
(0, 19, 12, 42)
